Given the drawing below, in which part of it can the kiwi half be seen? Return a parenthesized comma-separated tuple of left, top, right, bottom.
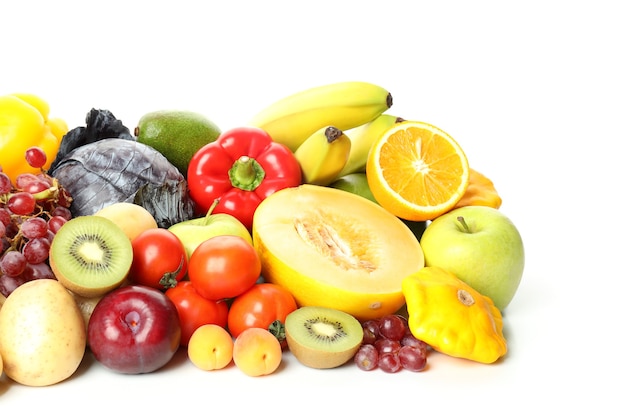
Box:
(49, 216, 133, 298)
(285, 306, 364, 369)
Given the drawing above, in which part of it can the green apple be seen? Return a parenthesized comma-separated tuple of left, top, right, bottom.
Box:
(419, 206, 524, 311)
(168, 200, 252, 259)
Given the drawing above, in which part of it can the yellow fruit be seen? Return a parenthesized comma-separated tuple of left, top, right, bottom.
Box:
(366, 121, 470, 221)
(232, 327, 282, 377)
(187, 324, 234, 371)
(0, 279, 86, 386)
(252, 184, 424, 321)
(94, 202, 158, 241)
(453, 168, 502, 210)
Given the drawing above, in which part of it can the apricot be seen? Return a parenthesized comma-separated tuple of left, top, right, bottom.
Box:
(187, 324, 233, 371)
(232, 328, 282, 377)
(94, 202, 158, 241)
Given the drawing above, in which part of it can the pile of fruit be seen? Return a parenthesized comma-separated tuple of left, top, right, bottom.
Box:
(0, 82, 524, 387)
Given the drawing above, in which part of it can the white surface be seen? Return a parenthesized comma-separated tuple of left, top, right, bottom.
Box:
(1, 1, 623, 414)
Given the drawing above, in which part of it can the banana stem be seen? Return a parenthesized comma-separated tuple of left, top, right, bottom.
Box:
(324, 126, 343, 143)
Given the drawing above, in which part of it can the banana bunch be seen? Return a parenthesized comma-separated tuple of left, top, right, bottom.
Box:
(294, 126, 351, 186)
(249, 81, 392, 152)
(337, 113, 405, 178)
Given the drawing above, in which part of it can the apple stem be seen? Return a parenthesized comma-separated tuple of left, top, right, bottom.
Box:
(456, 216, 471, 233)
(204, 198, 220, 222)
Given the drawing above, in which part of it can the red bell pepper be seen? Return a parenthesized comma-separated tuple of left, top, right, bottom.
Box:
(187, 126, 302, 230)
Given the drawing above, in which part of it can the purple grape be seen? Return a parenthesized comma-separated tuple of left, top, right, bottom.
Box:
(48, 215, 68, 234)
(378, 352, 402, 373)
(354, 344, 379, 371)
(0, 251, 27, 277)
(374, 338, 402, 355)
(398, 345, 427, 372)
(51, 206, 72, 221)
(22, 237, 51, 264)
(362, 319, 381, 339)
(378, 314, 407, 341)
(7, 192, 36, 216)
(0, 208, 11, 226)
(20, 217, 49, 239)
(0, 172, 11, 194)
(23, 262, 55, 280)
(401, 332, 429, 351)
(0, 272, 31, 298)
(25, 146, 47, 169)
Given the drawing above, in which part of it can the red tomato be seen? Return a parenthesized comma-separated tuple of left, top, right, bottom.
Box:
(188, 235, 261, 300)
(128, 228, 188, 290)
(165, 281, 229, 346)
(227, 282, 298, 339)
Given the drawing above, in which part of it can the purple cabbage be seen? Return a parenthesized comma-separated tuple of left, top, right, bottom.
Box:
(49, 110, 195, 228)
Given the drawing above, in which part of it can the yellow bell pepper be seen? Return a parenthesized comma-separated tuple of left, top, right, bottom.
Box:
(402, 266, 507, 364)
(0, 93, 67, 184)
(453, 168, 502, 210)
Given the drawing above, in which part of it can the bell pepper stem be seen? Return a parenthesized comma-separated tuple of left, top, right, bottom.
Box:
(229, 155, 265, 191)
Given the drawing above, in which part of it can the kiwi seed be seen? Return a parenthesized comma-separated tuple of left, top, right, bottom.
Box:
(285, 306, 364, 369)
(49, 215, 133, 298)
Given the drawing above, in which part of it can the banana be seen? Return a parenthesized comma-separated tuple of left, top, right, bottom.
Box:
(249, 81, 392, 152)
(337, 113, 405, 178)
(294, 126, 351, 186)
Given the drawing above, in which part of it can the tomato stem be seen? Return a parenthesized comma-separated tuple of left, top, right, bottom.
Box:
(158, 256, 185, 290)
(268, 319, 286, 345)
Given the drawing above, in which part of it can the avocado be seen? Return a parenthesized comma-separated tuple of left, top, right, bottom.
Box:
(135, 110, 221, 177)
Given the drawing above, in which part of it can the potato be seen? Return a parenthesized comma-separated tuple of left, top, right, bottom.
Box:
(0, 279, 86, 386)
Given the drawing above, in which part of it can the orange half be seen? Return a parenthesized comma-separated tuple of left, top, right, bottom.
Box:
(366, 121, 470, 221)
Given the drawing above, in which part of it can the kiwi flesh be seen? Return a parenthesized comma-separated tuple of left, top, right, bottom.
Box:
(285, 306, 364, 369)
(49, 215, 133, 298)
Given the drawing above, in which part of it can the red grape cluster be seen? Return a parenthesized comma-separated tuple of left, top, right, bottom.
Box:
(0, 146, 73, 298)
(354, 314, 429, 373)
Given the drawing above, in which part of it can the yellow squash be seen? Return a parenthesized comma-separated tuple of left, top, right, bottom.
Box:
(402, 266, 507, 364)
(453, 168, 502, 210)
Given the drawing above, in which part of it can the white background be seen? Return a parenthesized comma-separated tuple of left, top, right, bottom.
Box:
(1, 1, 624, 414)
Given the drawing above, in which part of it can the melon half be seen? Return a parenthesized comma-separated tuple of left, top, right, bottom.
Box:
(252, 184, 424, 321)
